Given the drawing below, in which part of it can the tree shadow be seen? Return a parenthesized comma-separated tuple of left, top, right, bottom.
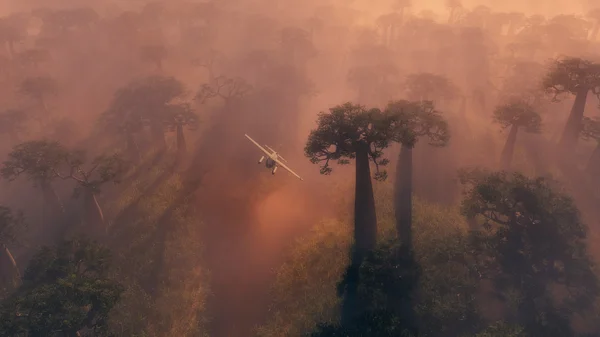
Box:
(141, 176, 204, 296)
(326, 243, 420, 336)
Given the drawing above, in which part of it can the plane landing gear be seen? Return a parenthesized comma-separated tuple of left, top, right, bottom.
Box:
(272, 166, 277, 175)
(258, 156, 265, 164)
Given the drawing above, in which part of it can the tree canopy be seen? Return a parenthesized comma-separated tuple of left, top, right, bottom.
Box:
(492, 100, 542, 133)
(0, 239, 123, 337)
(304, 102, 397, 180)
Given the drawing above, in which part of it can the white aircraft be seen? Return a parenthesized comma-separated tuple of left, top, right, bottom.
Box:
(244, 134, 303, 181)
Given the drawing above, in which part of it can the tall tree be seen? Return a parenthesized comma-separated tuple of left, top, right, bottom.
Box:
(581, 116, 600, 174)
(0, 206, 24, 293)
(543, 57, 600, 151)
(305, 103, 397, 325)
(18, 76, 58, 127)
(1, 140, 67, 216)
(0, 239, 123, 337)
(165, 103, 199, 155)
(54, 151, 126, 233)
(0, 16, 25, 59)
(386, 100, 449, 249)
(404, 72, 459, 104)
(587, 8, 600, 41)
(492, 100, 542, 169)
(140, 44, 168, 71)
(460, 170, 599, 337)
(109, 76, 189, 151)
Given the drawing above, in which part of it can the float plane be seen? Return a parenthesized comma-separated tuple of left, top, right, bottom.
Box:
(244, 134, 303, 181)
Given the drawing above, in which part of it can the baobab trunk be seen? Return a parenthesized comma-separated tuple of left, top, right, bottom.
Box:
(84, 188, 105, 234)
(176, 124, 187, 153)
(354, 141, 377, 255)
(395, 144, 413, 249)
(559, 87, 588, 150)
(341, 141, 377, 327)
(40, 182, 65, 215)
(151, 124, 167, 150)
(500, 124, 519, 169)
(585, 142, 600, 175)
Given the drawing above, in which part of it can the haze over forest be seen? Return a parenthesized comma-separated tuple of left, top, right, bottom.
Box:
(1, 0, 600, 336)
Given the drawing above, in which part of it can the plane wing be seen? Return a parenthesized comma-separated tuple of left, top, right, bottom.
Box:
(245, 134, 274, 158)
(273, 157, 303, 181)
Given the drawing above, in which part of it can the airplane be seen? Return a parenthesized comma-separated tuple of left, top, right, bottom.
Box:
(244, 134, 303, 181)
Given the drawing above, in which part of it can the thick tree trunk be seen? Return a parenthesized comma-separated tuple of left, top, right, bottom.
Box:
(341, 142, 377, 327)
(40, 182, 65, 215)
(84, 188, 105, 234)
(354, 141, 378, 256)
(395, 144, 413, 249)
(151, 124, 167, 150)
(500, 124, 519, 169)
(559, 88, 588, 150)
(176, 124, 186, 153)
(585, 142, 600, 175)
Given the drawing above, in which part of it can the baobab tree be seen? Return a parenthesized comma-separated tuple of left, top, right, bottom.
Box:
(18, 76, 58, 127)
(140, 44, 168, 71)
(404, 72, 460, 105)
(581, 116, 600, 174)
(445, 0, 463, 24)
(305, 103, 397, 256)
(195, 75, 253, 108)
(543, 57, 600, 151)
(1, 140, 67, 216)
(165, 103, 199, 155)
(0, 15, 25, 58)
(493, 100, 542, 169)
(386, 100, 449, 249)
(305, 102, 398, 325)
(54, 151, 125, 233)
(279, 26, 317, 67)
(110, 76, 189, 151)
(587, 8, 600, 41)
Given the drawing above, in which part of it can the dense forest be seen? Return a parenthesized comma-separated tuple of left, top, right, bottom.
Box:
(1, 0, 600, 336)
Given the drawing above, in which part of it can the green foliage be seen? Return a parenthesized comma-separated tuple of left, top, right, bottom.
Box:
(256, 182, 478, 337)
(581, 116, 600, 142)
(304, 102, 397, 180)
(385, 100, 451, 148)
(103, 153, 208, 336)
(195, 75, 253, 103)
(56, 151, 127, 196)
(404, 72, 460, 102)
(459, 169, 599, 336)
(492, 100, 542, 133)
(542, 57, 600, 99)
(0, 239, 123, 336)
(1, 140, 69, 186)
(165, 103, 200, 131)
(102, 76, 188, 135)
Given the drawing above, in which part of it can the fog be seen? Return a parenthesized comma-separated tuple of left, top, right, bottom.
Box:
(1, 0, 600, 336)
